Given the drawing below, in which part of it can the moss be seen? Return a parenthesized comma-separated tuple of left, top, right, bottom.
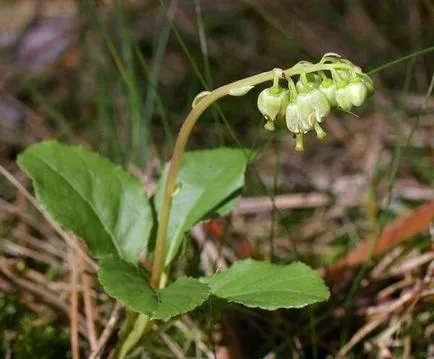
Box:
(0, 293, 72, 358)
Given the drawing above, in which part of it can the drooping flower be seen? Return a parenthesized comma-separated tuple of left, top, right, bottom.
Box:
(296, 88, 330, 125)
(284, 87, 331, 150)
(257, 87, 289, 131)
(253, 55, 375, 150)
(335, 83, 353, 112)
(335, 74, 373, 111)
(285, 101, 309, 134)
(347, 78, 368, 107)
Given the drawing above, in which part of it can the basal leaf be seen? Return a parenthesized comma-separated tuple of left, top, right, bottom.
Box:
(201, 259, 329, 309)
(98, 258, 210, 319)
(17, 141, 153, 265)
(154, 148, 251, 266)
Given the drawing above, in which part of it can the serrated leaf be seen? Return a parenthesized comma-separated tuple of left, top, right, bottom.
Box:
(98, 258, 210, 319)
(17, 141, 153, 265)
(201, 259, 329, 309)
(154, 148, 252, 266)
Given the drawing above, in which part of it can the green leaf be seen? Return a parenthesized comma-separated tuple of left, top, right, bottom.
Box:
(17, 141, 153, 265)
(154, 148, 251, 266)
(98, 258, 210, 319)
(201, 259, 330, 310)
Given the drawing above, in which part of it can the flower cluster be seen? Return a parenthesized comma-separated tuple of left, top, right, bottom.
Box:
(257, 54, 374, 151)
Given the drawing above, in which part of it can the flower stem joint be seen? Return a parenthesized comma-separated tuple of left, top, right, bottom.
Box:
(256, 54, 374, 151)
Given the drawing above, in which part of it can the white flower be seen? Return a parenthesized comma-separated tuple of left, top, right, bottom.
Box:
(257, 87, 289, 122)
(347, 80, 368, 107)
(335, 84, 353, 112)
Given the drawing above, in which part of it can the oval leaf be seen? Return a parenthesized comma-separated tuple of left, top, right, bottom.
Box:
(201, 259, 329, 309)
(17, 141, 153, 265)
(154, 148, 252, 266)
(98, 258, 210, 319)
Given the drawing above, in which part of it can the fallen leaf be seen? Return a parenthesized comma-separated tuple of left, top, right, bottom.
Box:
(329, 201, 434, 275)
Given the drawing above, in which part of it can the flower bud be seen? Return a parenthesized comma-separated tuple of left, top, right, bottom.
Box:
(347, 78, 368, 107)
(192, 91, 211, 108)
(257, 87, 289, 122)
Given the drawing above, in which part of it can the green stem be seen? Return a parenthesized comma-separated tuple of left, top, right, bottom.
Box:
(272, 68, 281, 88)
(116, 314, 152, 358)
(368, 46, 434, 75)
(286, 77, 298, 101)
(149, 62, 353, 289)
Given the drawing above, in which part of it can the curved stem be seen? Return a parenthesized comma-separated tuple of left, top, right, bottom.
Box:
(149, 62, 353, 289)
(150, 69, 273, 288)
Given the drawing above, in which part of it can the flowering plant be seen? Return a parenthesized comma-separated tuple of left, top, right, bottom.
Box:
(17, 53, 373, 357)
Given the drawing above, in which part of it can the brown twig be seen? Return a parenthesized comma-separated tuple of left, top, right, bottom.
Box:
(79, 242, 98, 351)
(15, 176, 29, 232)
(234, 193, 330, 215)
(336, 313, 390, 358)
(88, 303, 124, 359)
(11, 227, 67, 260)
(0, 239, 61, 267)
(70, 246, 80, 359)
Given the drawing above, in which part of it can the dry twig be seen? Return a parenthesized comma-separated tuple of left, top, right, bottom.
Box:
(89, 303, 124, 359)
(235, 193, 330, 215)
(79, 241, 98, 351)
(70, 245, 80, 359)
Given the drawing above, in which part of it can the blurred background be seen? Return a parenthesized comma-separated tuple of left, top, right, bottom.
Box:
(1, 0, 433, 358)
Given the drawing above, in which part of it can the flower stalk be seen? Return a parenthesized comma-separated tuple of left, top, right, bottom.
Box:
(150, 55, 373, 289)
